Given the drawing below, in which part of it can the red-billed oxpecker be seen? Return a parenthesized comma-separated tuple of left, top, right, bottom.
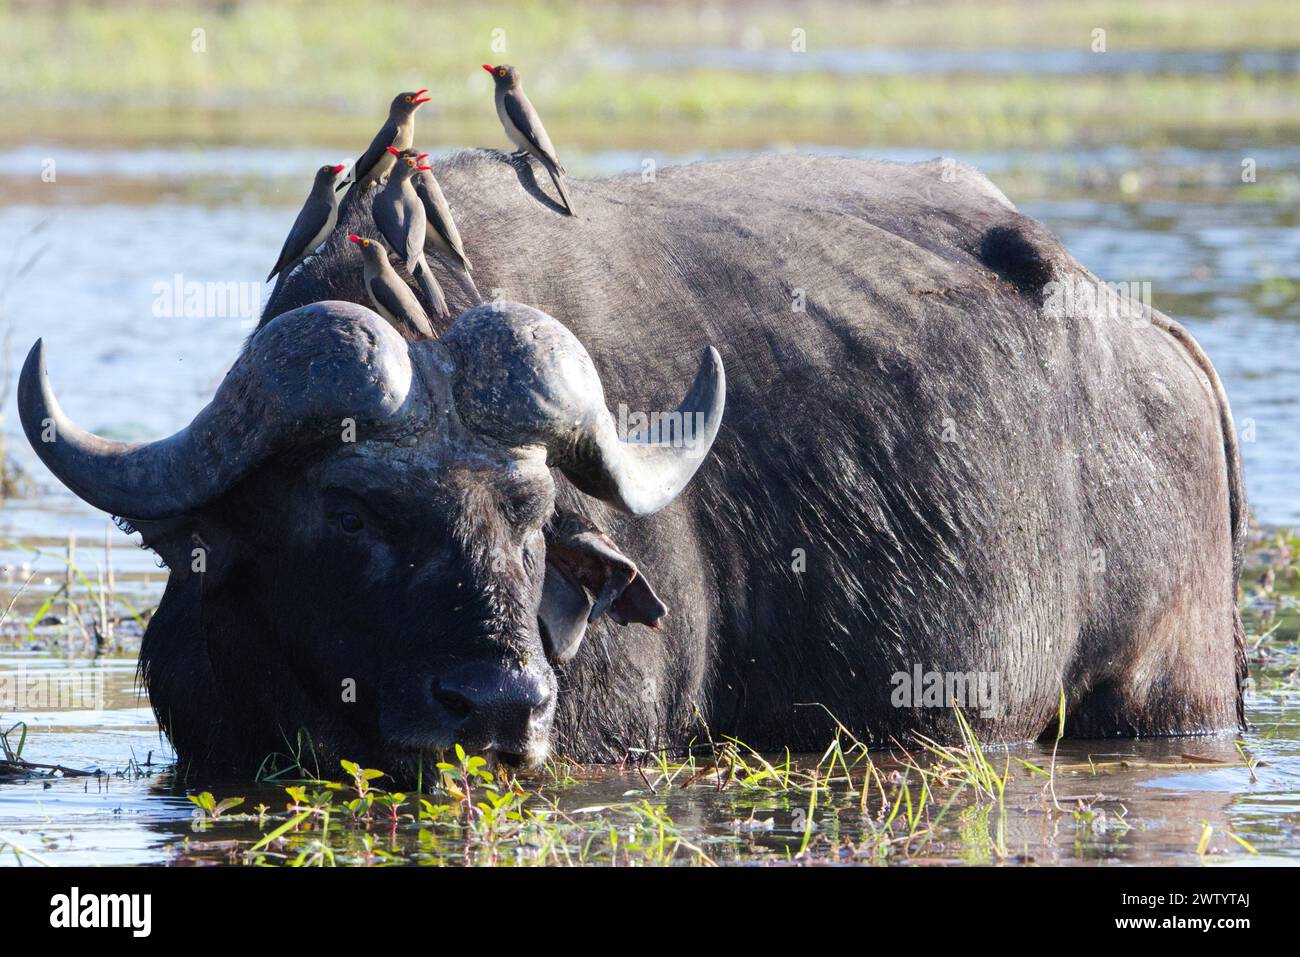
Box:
(347, 234, 434, 340)
(412, 150, 480, 303)
(372, 148, 448, 319)
(483, 64, 575, 216)
(266, 163, 346, 282)
(338, 89, 430, 195)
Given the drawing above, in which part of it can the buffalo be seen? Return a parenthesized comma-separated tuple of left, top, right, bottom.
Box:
(19, 151, 1246, 778)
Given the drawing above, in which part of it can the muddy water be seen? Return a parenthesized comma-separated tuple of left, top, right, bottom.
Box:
(0, 125, 1297, 864)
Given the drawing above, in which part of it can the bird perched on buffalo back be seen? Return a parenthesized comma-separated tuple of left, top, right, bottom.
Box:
(338, 89, 430, 196)
(483, 64, 575, 216)
(407, 150, 480, 303)
(266, 163, 346, 282)
(348, 234, 434, 340)
(372, 149, 448, 320)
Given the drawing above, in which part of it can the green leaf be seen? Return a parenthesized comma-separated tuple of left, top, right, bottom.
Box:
(1226, 831, 1258, 855)
(248, 809, 312, 853)
(214, 797, 245, 816)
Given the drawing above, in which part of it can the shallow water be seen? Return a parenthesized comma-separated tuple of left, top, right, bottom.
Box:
(0, 82, 1298, 865)
(0, 641, 1296, 866)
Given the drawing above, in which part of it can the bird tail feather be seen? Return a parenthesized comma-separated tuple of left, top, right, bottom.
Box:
(415, 260, 450, 320)
(463, 270, 483, 305)
(548, 165, 576, 216)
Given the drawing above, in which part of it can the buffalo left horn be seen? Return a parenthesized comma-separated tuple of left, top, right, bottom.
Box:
(18, 301, 419, 521)
(440, 303, 726, 516)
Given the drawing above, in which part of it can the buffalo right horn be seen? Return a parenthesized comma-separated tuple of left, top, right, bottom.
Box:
(440, 303, 726, 516)
(18, 301, 419, 521)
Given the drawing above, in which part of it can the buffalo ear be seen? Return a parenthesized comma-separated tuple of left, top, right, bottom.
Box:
(113, 515, 194, 578)
(116, 514, 238, 590)
(539, 513, 668, 664)
(538, 564, 594, 664)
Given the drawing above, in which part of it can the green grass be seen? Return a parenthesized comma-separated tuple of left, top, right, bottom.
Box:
(161, 710, 1066, 866)
(141, 699, 1272, 867)
(0, 0, 1297, 151)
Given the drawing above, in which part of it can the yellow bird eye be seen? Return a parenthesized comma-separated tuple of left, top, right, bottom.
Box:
(498, 68, 506, 77)
(363, 240, 370, 247)
(404, 95, 412, 102)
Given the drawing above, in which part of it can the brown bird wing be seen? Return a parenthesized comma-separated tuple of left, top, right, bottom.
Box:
(504, 90, 563, 172)
(418, 174, 470, 268)
(373, 187, 423, 270)
(350, 118, 398, 185)
(368, 272, 430, 337)
(267, 193, 332, 281)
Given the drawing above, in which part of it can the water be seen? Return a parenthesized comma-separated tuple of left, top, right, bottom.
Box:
(0, 98, 1297, 866)
(1, 646, 1296, 865)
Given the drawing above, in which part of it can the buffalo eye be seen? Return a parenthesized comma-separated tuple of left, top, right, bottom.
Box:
(337, 511, 364, 534)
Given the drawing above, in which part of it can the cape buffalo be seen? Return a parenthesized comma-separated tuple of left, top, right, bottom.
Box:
(19, 151, 1246, 778)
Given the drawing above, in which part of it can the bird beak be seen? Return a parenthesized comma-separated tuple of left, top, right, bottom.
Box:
(482, 64, 494, 74)
(386, 146, 401, 156)
(412, 89, 430, 104)
(418, 153, 429, 160)
(417, 165, 432, 171)
(332, 164, 345, 174)
(347, 234, 361, 244)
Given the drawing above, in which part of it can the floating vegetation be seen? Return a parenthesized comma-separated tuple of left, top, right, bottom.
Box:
(140, 696, 1267, 867)
(0, 719, 98, 782)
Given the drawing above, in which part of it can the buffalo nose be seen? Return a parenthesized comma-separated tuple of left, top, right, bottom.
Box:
(432, 663, 553, 751)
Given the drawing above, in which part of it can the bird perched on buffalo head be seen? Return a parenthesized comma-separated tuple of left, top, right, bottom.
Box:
(266, 162, 346, 283)
(338, 89, 430, 196)
(347, 234, 434, 340)
(372, 148, 449, 320)
(408, 150, 480, 303)
(483, 64, 576, 216)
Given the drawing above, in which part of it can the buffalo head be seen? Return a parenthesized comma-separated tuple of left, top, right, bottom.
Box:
(19, 301, 724, 774)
